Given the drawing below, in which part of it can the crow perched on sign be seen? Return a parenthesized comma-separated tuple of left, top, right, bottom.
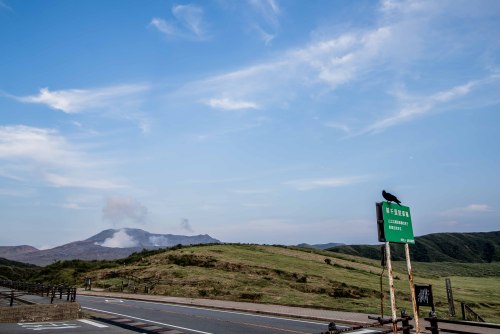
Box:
(382, 190, 402, 206)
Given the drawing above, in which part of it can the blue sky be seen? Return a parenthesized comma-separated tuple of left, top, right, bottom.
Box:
(1, 0, 499, 248)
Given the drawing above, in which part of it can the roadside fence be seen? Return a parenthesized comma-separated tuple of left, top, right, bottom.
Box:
(0, 280, 77, 306)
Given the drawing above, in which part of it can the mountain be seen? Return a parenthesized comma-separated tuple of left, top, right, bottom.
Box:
(297, 242, 344, 250)
(328, 231, 500, 263)
(0, 245, 39, 258)
(87, 228, 219, 248)
(2, 228, 220, 266)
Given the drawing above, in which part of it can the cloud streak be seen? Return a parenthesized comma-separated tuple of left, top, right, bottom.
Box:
(206, 98, 259, 110)
(440, 204, 492, 217)
(16, 84, 148, 113)
(285, 176, 367, 191)
(151, 4, 207, 40)
(0, 125, 124, 189)
(358, 73, 500, 135)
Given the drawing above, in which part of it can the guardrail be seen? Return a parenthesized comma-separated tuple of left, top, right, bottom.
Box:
(425, 311, 500, 334)
(0, 280, 77, 305)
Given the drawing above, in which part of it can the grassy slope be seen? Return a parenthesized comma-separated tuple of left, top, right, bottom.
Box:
(0, 257, 39, 281)
(85, 244, 500, 323)
(330, 231, 500, 262)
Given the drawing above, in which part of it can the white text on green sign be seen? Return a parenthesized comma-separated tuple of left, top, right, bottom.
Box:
(381, 202, 415, 244)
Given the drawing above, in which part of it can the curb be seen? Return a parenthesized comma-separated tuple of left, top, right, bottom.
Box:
(78, 291, 374, 326)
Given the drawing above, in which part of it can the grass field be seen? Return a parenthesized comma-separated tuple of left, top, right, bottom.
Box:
(83, 244, 500, 323)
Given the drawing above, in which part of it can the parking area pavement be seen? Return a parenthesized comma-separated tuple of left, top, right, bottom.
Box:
(0, 319, 138, 334)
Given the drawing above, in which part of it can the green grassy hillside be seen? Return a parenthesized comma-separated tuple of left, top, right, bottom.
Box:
(81, 244, 500, 323)
(329, 231, 500, 262)
(2, 243, 498, 323)
(0, 257, 39, 281)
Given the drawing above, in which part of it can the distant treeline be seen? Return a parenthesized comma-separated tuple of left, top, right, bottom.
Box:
(328, 231, 500, 263)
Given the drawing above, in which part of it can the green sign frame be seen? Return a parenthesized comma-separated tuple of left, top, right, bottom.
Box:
(381, 201, 415, 244)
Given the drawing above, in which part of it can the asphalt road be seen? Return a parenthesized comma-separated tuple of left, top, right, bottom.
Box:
(0, 319, 136, 334)
(79, 295, 335, 334)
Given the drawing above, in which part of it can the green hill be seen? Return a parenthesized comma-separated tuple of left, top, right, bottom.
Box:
(0, 257, 39, 281)
(329, 231, 500, 263)
(62, 244, 499, 322)
(2, 242, 499, 323)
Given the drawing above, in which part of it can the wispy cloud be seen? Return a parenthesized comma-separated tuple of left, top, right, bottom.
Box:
(359, 74, 499, 135)
(44, 173, 125, 190)
(0, 125, 125, 189)
(0, 0, 12, 11)
(150, 4, 207, 40)
(249, 0, 280, 27)
(248, 0, 281, 44)
(440, 204, 492, 217)
(285, 176, 367, 191)
(206, 98, 259, 110)
(173, 25, 395, 112)
(14, 84, 148, 113)
(325, 122, 351, 134)
(171, 0, 499, 138)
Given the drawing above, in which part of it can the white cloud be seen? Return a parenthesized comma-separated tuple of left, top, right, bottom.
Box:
(206, 98, 259, 110)
(285, 176, 367, 191)
(441, 204, 492, 217)
(16, 84, 148, 113)
(150, 4, 207, 40)
(44, 173, 125, 190)
(325, 122, 351, 134)
(150, 18, 177, 36)
(97, 229, 139, 248)
(172, 25, 396, 112)
(170, 0, 500, 137)
(252, 24, 275, 45)
(247, 0, 280, 44)
(0, 125, 124, 189)
(248, 0, 280, 28)
(359, 76, 497, 135)
(173, 5, 204, 37)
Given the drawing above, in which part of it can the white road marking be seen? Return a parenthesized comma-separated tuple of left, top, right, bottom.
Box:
(18, 322, 81, 331)
(78, 319, 109, 328)
(82, 306, 213, 334)
(105, 299, 124, 303)
(80, 295, 327, 326)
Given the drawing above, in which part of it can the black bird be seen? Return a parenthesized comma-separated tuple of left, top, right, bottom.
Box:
(382, 190, 402, 206)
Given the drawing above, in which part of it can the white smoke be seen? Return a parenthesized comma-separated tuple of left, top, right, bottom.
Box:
(180, 218, 194, 233)
(149, 236, 170, 247)
(97, 229, 139, 248)
(102, 196, 148, 225)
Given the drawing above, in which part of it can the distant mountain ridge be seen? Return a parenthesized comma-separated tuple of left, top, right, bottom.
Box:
(297, 242, 344, 250)
(1, 228, 220, 266)
(328, 231, 500, 263)
(0, 245, 39, 258)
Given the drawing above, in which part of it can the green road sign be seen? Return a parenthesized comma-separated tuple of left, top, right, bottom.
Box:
(381, 201, 415, 244)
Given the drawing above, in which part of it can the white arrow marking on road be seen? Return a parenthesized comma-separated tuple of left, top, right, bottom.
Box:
(78, 319, 109, 328)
